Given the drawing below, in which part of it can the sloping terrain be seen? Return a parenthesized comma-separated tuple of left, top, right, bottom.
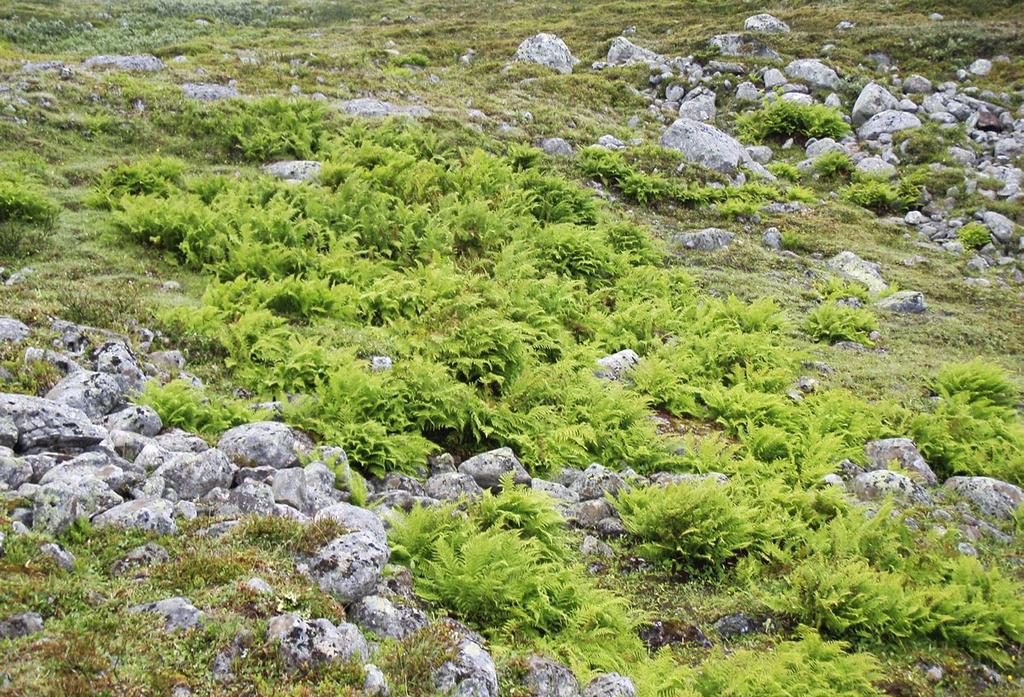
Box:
(0, 1, 1022, 695)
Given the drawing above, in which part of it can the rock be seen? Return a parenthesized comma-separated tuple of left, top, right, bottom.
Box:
(33, 477, 122, 534)
(40, 542, 75, 570)
(111, 542, 169, 577)
(903, 75, 933, 95)
(541, 138, 573, 157)
(865, 438, 936, 484)
(660, 118, 745, 174)
(44, 371, 125, 420)
(847, 82, 897, 126)
(596, 135, 627, 150)
(851, 470, 931, 505)
(605, 37, 661, 66)
(875, 290, 927, 314)
(944, 477, 1023, 520)
(339, 98, 431, 118)
(0, 318, 30, 343)
(522, 655, 581, 696)
(969, 59, 992, 77)
(713, 613, 767, 638)
(745, 145, 773, 164)
(153, 449, 236, 501)
(458, 447, 531, 490)
(156, 429, 209, 453)
(262, 160, 321, 183)
(784, 59, 841, 90)
(514, 33, 578, 74)
(128, 596, 204, 632)
(94, 341, 146, 392)
(583, 673, 636, 697)
(857, 110, 922, 140)
(40, 450, 136, 493)
(572, 463, 626, 500)
(425, 471, 484, 501)
(348, 595, 429, 640)
(744, 13, 790, 33)
(266, 614, 368, 670)
(762, 227, 782, 250)
(217, 422, 311, 469)
(678, 89, 716, 122)
(565, 499, 616, 529)
(581, 534, 614, 558)
(982, 211, 1016, 244)
(103, 405, 162, 437)
(675, 227, 734, 251)
(0, 612, 43, 639)
(805, 138, 846, 158)
(272, 462, 343, 516)
(434, 639, 499, 697)
(639, 620, 711, 650)
(93, 497, 178, 535)
(210, 479, 278, 516)
(149, 350, 186, 373)
(182, 83, 239, 100)
(307, 532, 390, 604)
(763, 68, 786, 88)
(531, 478, 578, 504)
(707, 34, 780, 61)
(364, 663, 389, 695)
(827, 251, 888, 294)
(83, 54, 164, 71)
(594, 349, 641, 381)
(314, 502, 388, 543)
(855, 157, 897, 179)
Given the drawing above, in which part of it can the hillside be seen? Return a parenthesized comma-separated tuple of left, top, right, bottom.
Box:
(1, 1, 1023, 695)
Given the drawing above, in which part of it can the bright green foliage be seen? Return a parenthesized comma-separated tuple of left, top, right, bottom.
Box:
(957, 222, 992, 249)
(766, 162, 801, 181)
(137, 379, 267, 439)
(935, 360, 1019, 411)
(812, 151, 854, 179)
(188, 97, 329, 161)
(0, 175, 58, 226)
(694, 630, 882, 697)
(842, 177, 920, 214)
(803, 303, 878, 345)
(736, 101, 850, 143)
(86, 156, 186, 209)
(615, 480, 756, 572)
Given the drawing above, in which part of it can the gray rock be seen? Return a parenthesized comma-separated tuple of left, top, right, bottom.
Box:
(434, 639, 499, 697)
(348, 595, 429, 640)
(0, 454, 32, 491)
(857, 110, 922, 140)
(744, 13, 790, 33)
(218, 421, 311, 469)
(266, 614, 368, 670)
(314, 502, 388, 544)
(784, 59, 842, 90)
(865, 438, 936, 484)
(262, 160, 321, 183)
(155, 428, 209, 453)
(745, 145, 773, 164)
(580, 534, 614, 558)
(714, 613, 767, 639)
(307, 531, 390, 604)
(969, 59, 992, 77)
(103, 405, 162, 437)
(40, 451, 137, 493)
(425, 471, 484, 501)
(40, 542, 75, 570)
(0, 415, 16, 450)
(678, 90, 716, 122)
(0, 612, 43, 639)
(522, 655, 581, 696)
(605, 37, 661, 66)
(827, 251, 888, 294)
(583, 673, 636, 697)
(903, 75, 933, 95)
(596, 135, 627, 150)
(128, 596, 204, 632)
(111, 542, 169, 576)
(458, 447, 531, 490)
(675, 227, 734, 251)
(148, 350, 186, 373)
(763, 68, 786, 88)
(44, 371, 125, 420)
(851, 470, 931, 504)
(364, 663, 389, 696)
(540, 138, 573, 157)
(982, 211, 1016, 244)
(246, 576, 273, 594)
(514, 33, 579, 74)
(572, 463, 626, 500)
(565, 499, 616, 529)
(531, 478, 579, 504)
(182, 83, 239, 100)
(660, 118, 745, 174)
(339, 98, 430, 118)
(83, 54, 164, 72)
(94, 341, 146, 392)
(0, 318, 30, 343)
(153, 448, 236, 500)
(594, 349, 641, 381)
(272, 462, 343, 516)
(211, 480, 278, 516)
(875, 290, 927, 314)
(33, 477, 123, 534)
(805, 138, 846, 158)
(707, 34, 780, 61)
(855, 157, 896, 179)
(944, 476, 1023, 520)
(762, 227, 782, 250)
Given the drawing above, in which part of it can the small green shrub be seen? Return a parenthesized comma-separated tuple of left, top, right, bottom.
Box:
(0, 176, 58, 226)
(736, 101, 850, 143)
(137, 379, 264, 439)
(767, 162, 801, 181)
(957, 222, 992, 250)
(86, 156, 186, 209)
(812, 151, 854, 179)
(803, 303, 878, 345)
(842, 180, 901, 212)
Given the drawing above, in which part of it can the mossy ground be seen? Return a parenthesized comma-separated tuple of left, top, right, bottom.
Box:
(1, 1, 1023, 695)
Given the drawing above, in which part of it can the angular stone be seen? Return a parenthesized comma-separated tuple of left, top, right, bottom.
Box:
(865, 438, 936, 484)
(266, 614, 368, 670)
(875, 291, 927, 314)
(827, 251, 888, 294)
(0, 393, 107, 454)
(851, 470, 931, 504)
(944, 476, 1023, 520)
(153, 448, 236, 501)
(32, 477, 123, 534)
(128, 596, 204, 632)
(425, 471, 484, 501)
(45, 371, 125, 420)
(434, 639, 499, 697)
(661, 119, 745, 174)
(307, 532, 390, 604)
(458, 447, 531, 491)
(784, 59, 842, 90)
(857, 110, 922, 140)
(514, 33, 579, 74)
(583, 673, 636, 697)
(674, 227, 734, 251)
(217, 421, 312, 469)
(348, 594, 429, 640)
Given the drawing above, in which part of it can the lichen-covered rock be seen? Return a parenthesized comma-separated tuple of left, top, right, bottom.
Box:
(153, 448, 236, 501)
(514, 33, 579, 74)
(218, 421, 312, 469)
(522, 655, 581, 696)
(458, 447, 531, 490)
(744, 13, 790, 33)
(565, 498, 616, 529)
(857, 110, 922, 140)
(434, 639, 499, 697)
(314, 502, 388, 544)
(594, 349, 641, 381)
(0, 318, 30, 344)
(32, 477, 123, 534)
(660, 118, 745, 174)
(45, 371, 126, 420)
(94, 341, 146, 392)
(339, 98, 431, 118)
(348, 594, 429, 640)
(425, 471, 484, 501)
(0, 612, 43, 639)
(571, 463, 626, 500)
(540, 138, 573, 157)
(1, 393, 108, 453)
(306, 532, 390, 604)
(272, 462, 344, 516)
(583, 673, 636, 697)
(865, 438, 937, 485)
(262, 160, 321, 183)
(266, 614, 368, 670)
(851, 470, 931, 505)
(852, 82, 899, 126)
(111, 542, 169, 577)
(675, 227, 734, 251)
(83, 54, 164, 71)
(944, 476, 1023, 520)
(827, 251, 888, 294)
(103, 405, 162, 437)
(784, 59, 842, 90)
(182, 83, 239, 100)
(128, 596, 204, 632)
(0, 454, 32, 491)
(605, 37, 661, 66)
(209, 479, 278, 517)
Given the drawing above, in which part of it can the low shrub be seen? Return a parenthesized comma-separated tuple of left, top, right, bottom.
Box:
(736, 101, 850, 143)
(137, 379, 265, 439)
(803, 303, 878, 345)
(85, 156, 185, 209)
(812, 151, 854, 179)
(957, 222, 991, 250)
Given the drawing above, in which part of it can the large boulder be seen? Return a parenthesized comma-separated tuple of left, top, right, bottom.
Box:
(83, 54, 164, 71)
(266, 614, 368, 670)
(272, 462, 343, 516)
(852, 82, 899, 126)
(857, 110, 922, 140)
(306, 532, 390, 604)
(458, 447, 531, 490)
(314, 501, 388, 544)
(32, 477, 123, 534)
(0, 454, 33, 491)
(217, 421, 312, 469)
(864, 438, 936, 485)
(514, 33, 579, 74)
(827, 251, 888, 294)
(44, 371, 125, 420)
(944, 477, 1023, 520)
(784, 59, 842, 90)
(605, 37, 661, 66)
(182, 83, 239, 100)
(660, 118, 745, 174)
(153, 448, 236, 500)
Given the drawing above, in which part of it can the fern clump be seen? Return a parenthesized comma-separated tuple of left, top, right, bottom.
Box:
(86, 156, 186, 209)
(812, 151, 854, 179)
(803, 303, 878, 345)
(0, 175, 58, 226)
(736, 101, 850, 143)
(957, 222, 992, 250)
(137, 379, 266, 439)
